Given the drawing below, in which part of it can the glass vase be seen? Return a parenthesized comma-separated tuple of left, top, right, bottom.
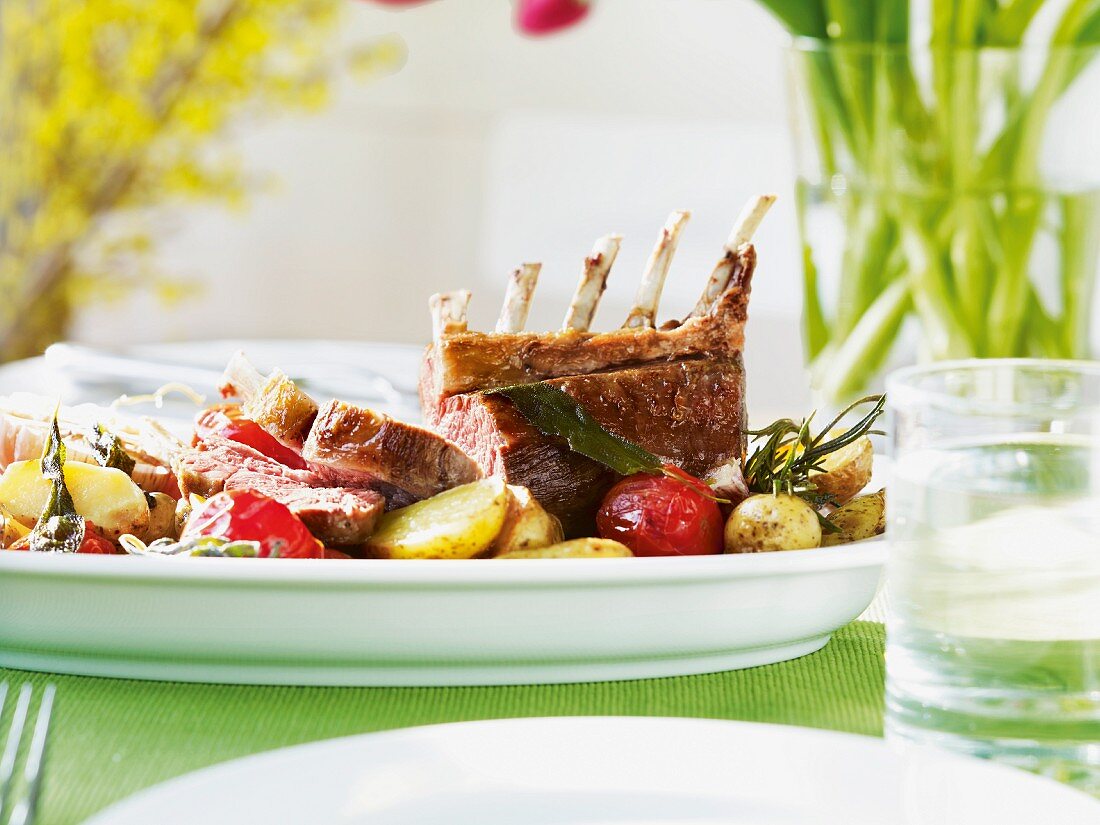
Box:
(787, 41, 1100, 403)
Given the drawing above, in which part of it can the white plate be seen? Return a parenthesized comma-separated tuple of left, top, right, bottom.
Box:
(0, 340, 884, 686)
(86, 717, 1099, 824)
(0, 539, 882, 686)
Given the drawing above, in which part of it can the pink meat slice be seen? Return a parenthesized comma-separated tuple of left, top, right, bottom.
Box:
(176, 437, 385, 546)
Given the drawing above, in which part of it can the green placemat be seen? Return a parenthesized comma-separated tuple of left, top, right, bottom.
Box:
(1, 621, 884, 825)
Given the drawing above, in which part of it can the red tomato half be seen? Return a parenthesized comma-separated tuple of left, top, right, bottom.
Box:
(194, 405, 308, 470)
(182, 489, 324, 559)
(79, 521, 119, 554)
(596, 466, 724, 557)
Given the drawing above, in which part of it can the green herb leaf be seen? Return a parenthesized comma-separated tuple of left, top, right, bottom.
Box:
(29, 413, 85, 553)
(487, 383, 663, 477)
(744, 394, 886, 505)
(91, 423, 136, 476)
(121, 534, 262, 558)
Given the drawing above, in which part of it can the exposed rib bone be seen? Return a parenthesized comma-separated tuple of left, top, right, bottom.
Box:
(430, 290, 472, 339)
(624, 211, 690, 329)
(563, 234, 622, 332)
(496, 263, 541, 333)
(220, 350, 267, 401)
(690, 194, 775, 318)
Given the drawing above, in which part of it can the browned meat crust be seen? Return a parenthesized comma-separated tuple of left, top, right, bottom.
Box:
(302, 399, 482, 501)
(420, 245, 754, 403)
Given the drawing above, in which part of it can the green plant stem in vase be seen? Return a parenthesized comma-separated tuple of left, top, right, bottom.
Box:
(772, 0, 1100, 402)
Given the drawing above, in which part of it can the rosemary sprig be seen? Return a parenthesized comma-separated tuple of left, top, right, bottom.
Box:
(743, 394, 885, 506)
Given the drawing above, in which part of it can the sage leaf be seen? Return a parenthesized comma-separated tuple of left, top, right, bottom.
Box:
(91, 423, 137, 476)
(487, 383, 662, 476)
(29, 413, 85, 553)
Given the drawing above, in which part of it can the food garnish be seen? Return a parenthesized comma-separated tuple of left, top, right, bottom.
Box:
(487, 384, 731, 507)
(121, 534, 267, 558)
(743, 395, 885, 509)
(27, 413, 86, 553)
(90, 423, 137, 476)
(486, 384, 665, 477)
(596, 466, 723, 557)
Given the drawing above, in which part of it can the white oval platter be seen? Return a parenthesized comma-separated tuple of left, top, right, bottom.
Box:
(0, 539, 882, 686)
(0, 340, 883, 686)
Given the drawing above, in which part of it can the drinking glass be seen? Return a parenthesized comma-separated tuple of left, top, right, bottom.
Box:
(886, 359, 1100, 795)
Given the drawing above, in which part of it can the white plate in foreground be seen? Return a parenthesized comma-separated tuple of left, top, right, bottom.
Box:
(0, 540, 882, 686)
(87, 717, 1099, 825)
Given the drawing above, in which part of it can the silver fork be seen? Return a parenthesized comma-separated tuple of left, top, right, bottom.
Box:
(0, 683, 56, 825)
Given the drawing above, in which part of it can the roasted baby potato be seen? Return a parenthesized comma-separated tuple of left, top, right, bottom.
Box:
(0, 460, 150, 541)
(809, 434, 873, 505)
(725, 493, 821, 553)
(141, 492, 180, 543)
(490, 485, 564, 556)
(821, 489, 885, 546)
(367, 478, 510, 559)
(497, 538, 633, 559)
(0, 504, 29, 548)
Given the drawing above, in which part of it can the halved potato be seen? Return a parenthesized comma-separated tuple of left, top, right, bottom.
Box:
(0, 460, 150, 541)
(367, 478, 510, 559)
(809, 434, 873, 505)
(497, 538, 633, 559)
(0, 505, 28, 548)
(490, 485, 564, 556)
(821, 489, 885, 546)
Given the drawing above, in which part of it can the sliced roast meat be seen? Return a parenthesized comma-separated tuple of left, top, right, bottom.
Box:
(175, 437, 313, 498)
(222, 471, 384, 546)
(219, 353, 476, 502)
(432, 357, 746, 536)
(175, 437, 385, 545)
(302, 400, 482, 501)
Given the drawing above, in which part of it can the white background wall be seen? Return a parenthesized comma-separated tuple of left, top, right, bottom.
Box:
(73, 0, 814, 411)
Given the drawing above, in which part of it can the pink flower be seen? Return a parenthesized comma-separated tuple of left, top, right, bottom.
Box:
(516, 0, 591, 36)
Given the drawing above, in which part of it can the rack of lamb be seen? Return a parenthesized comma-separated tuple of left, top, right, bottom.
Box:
(419, 196, 774, 536)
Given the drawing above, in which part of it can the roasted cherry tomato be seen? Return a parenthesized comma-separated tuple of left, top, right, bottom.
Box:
(596, 466, 724, 557)
(79, 521, 120, 554)
(194, 405, 307, 470)
(182, 489, 323, 559)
